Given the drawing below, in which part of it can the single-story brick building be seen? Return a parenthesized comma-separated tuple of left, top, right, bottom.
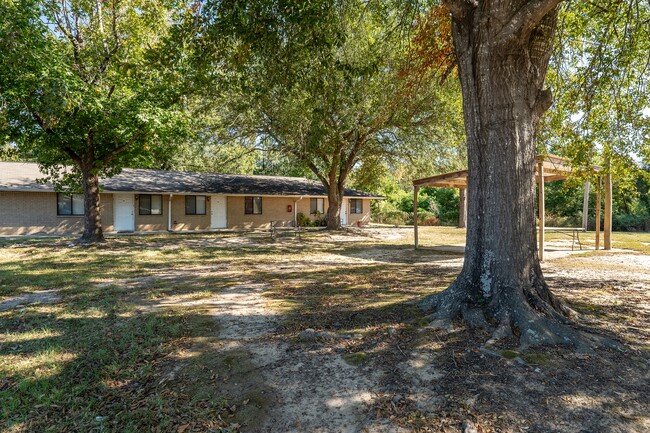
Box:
(0, 162, 382, 235)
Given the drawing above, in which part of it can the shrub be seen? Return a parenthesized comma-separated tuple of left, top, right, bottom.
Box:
(421, 215, 440, 226)
(373, 200, 409, 225)
(613, 213, 650, 232)
(296, 212, 311, 227)
(544, 213, 580, 228)
(414, 210, 439, 226)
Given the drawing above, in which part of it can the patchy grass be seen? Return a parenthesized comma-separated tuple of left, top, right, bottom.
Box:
(499, 349, 520, 359)
(1, 227, 649, 432)
(609, 231, 650, 254)
(0, 236, 274, 432)
(523, 352, 553, 365)
(413, 226, 650, 254)
(342, 351, 368, 366)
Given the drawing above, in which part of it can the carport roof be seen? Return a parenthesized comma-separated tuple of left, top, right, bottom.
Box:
(0, 162, 383, 198)
(412, 154, 600, 188)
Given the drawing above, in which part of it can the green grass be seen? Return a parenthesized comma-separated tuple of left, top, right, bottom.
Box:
(412, 226, 650, 252)
(0, 227, 647, 431)
(0, 230, 445, 430)
(608, 231, 650, 254)
(342, 351, 368, 366)
(0, 236, 276, 432)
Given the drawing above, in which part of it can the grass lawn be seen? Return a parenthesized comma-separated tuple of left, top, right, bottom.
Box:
(0, 235, 275, 432)
(1, 227, 649, 432)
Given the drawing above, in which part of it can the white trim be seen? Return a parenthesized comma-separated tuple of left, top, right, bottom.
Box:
(168, 193, 173, 231)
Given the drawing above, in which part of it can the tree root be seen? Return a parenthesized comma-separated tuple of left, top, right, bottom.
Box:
(419, 285, 625, 353)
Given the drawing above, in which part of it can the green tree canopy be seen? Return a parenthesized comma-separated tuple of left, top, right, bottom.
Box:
(0, 0, 192, 242)
(196, 0, 465, 228)
(542, 1, 650, 180)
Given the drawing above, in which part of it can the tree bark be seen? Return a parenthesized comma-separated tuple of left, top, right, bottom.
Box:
(78, 159, 105, 244)
(419, 1, 608, 350)
(325, 182, 344, 230)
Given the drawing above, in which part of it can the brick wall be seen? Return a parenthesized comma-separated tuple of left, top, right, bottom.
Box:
(0, 192, 372, 235)
(0, 191, 114, 235)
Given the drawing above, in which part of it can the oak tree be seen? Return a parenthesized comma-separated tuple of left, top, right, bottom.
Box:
(0, 0, 190, 243)
(199, 0, 463, 229)
(419, 0, 648, 350)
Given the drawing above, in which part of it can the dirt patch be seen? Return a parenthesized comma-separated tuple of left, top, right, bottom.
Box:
(208, 281, 386, 432)
(0, 289, 60, 311)
(222, 242, 649, 432)
(26, 229, 648, 432)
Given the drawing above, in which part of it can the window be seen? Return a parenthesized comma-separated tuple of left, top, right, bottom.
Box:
(245, 196, 262, 214)
(139, 194, 163, 215)
(185, 195, 206, 215)
(57, 193, 84, 216)
(350, 199, 363, 214)
(310, 198, 324, 214)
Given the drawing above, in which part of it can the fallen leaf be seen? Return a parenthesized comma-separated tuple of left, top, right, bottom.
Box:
(177, 424, 190, 433)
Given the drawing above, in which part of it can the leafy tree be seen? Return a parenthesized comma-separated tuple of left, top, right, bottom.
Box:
(0, 0, 191, 243)
(419, 0, 648, 350)
(534, 0, 650, 236)
(542, 0, 650, 176)
(198, 0, 464, 229)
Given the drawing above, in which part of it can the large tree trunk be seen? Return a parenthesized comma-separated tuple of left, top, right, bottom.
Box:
(325, 183, 344, 230)
(78, 160, 105, 244)
(419, 1, 604, 350)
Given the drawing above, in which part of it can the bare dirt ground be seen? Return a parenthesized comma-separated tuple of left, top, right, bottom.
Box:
(7, 228, 644, 432)
(108, 228, 647, 433)
(0, 289, 60, 312)
(216, 282, 381, 433)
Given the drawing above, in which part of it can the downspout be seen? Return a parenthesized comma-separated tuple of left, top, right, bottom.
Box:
(168, 193, 173, 232)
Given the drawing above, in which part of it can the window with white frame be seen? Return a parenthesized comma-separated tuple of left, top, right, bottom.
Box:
(245, 196, 262, 214)
(57, 193, 84, 216)
(139, 194, 163, 215)
(185, 195, 206, 215)
(310, 198, 324, 214)
(350, 198, 363, 214)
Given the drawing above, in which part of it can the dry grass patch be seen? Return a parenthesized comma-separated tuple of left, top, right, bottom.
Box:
(1, 228, 649, 432)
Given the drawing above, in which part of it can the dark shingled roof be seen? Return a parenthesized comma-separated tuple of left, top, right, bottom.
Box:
(0, 162, 383, 198)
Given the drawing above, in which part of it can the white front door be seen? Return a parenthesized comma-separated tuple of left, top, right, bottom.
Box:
(340, 199, 348, 225)
(114, 194, 135, 232)
(211, 195, 227, 228)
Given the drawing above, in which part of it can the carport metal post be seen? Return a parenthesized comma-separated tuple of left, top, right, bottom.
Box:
(582, 180, 590, 230)
(414, 186, 419, 250)
(537, 162, 545, 261)
(458, 187, 467, 229)
(595, 177, 602, 250)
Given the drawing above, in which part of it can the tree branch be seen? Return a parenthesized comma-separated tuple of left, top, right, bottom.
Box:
(61, 146, 83, 166)
(304, 158, 330, 188)
(497, 0, 564, 47)
(91, 0, 122, 85)
(101, 129, 144, 165)
(442, 0, 477, 20)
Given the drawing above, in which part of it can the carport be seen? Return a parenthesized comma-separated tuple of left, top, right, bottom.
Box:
(412, 154, 612, 260)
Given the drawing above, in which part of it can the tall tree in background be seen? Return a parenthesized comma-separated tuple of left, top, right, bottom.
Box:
(0, 0, 190, 243)
(199, 0, 463, 229)
(420, 0, 648, 349)
(541, 1, 649, 188)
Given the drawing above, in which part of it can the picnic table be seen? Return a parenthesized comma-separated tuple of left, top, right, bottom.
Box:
(540, 227, 586, 250)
